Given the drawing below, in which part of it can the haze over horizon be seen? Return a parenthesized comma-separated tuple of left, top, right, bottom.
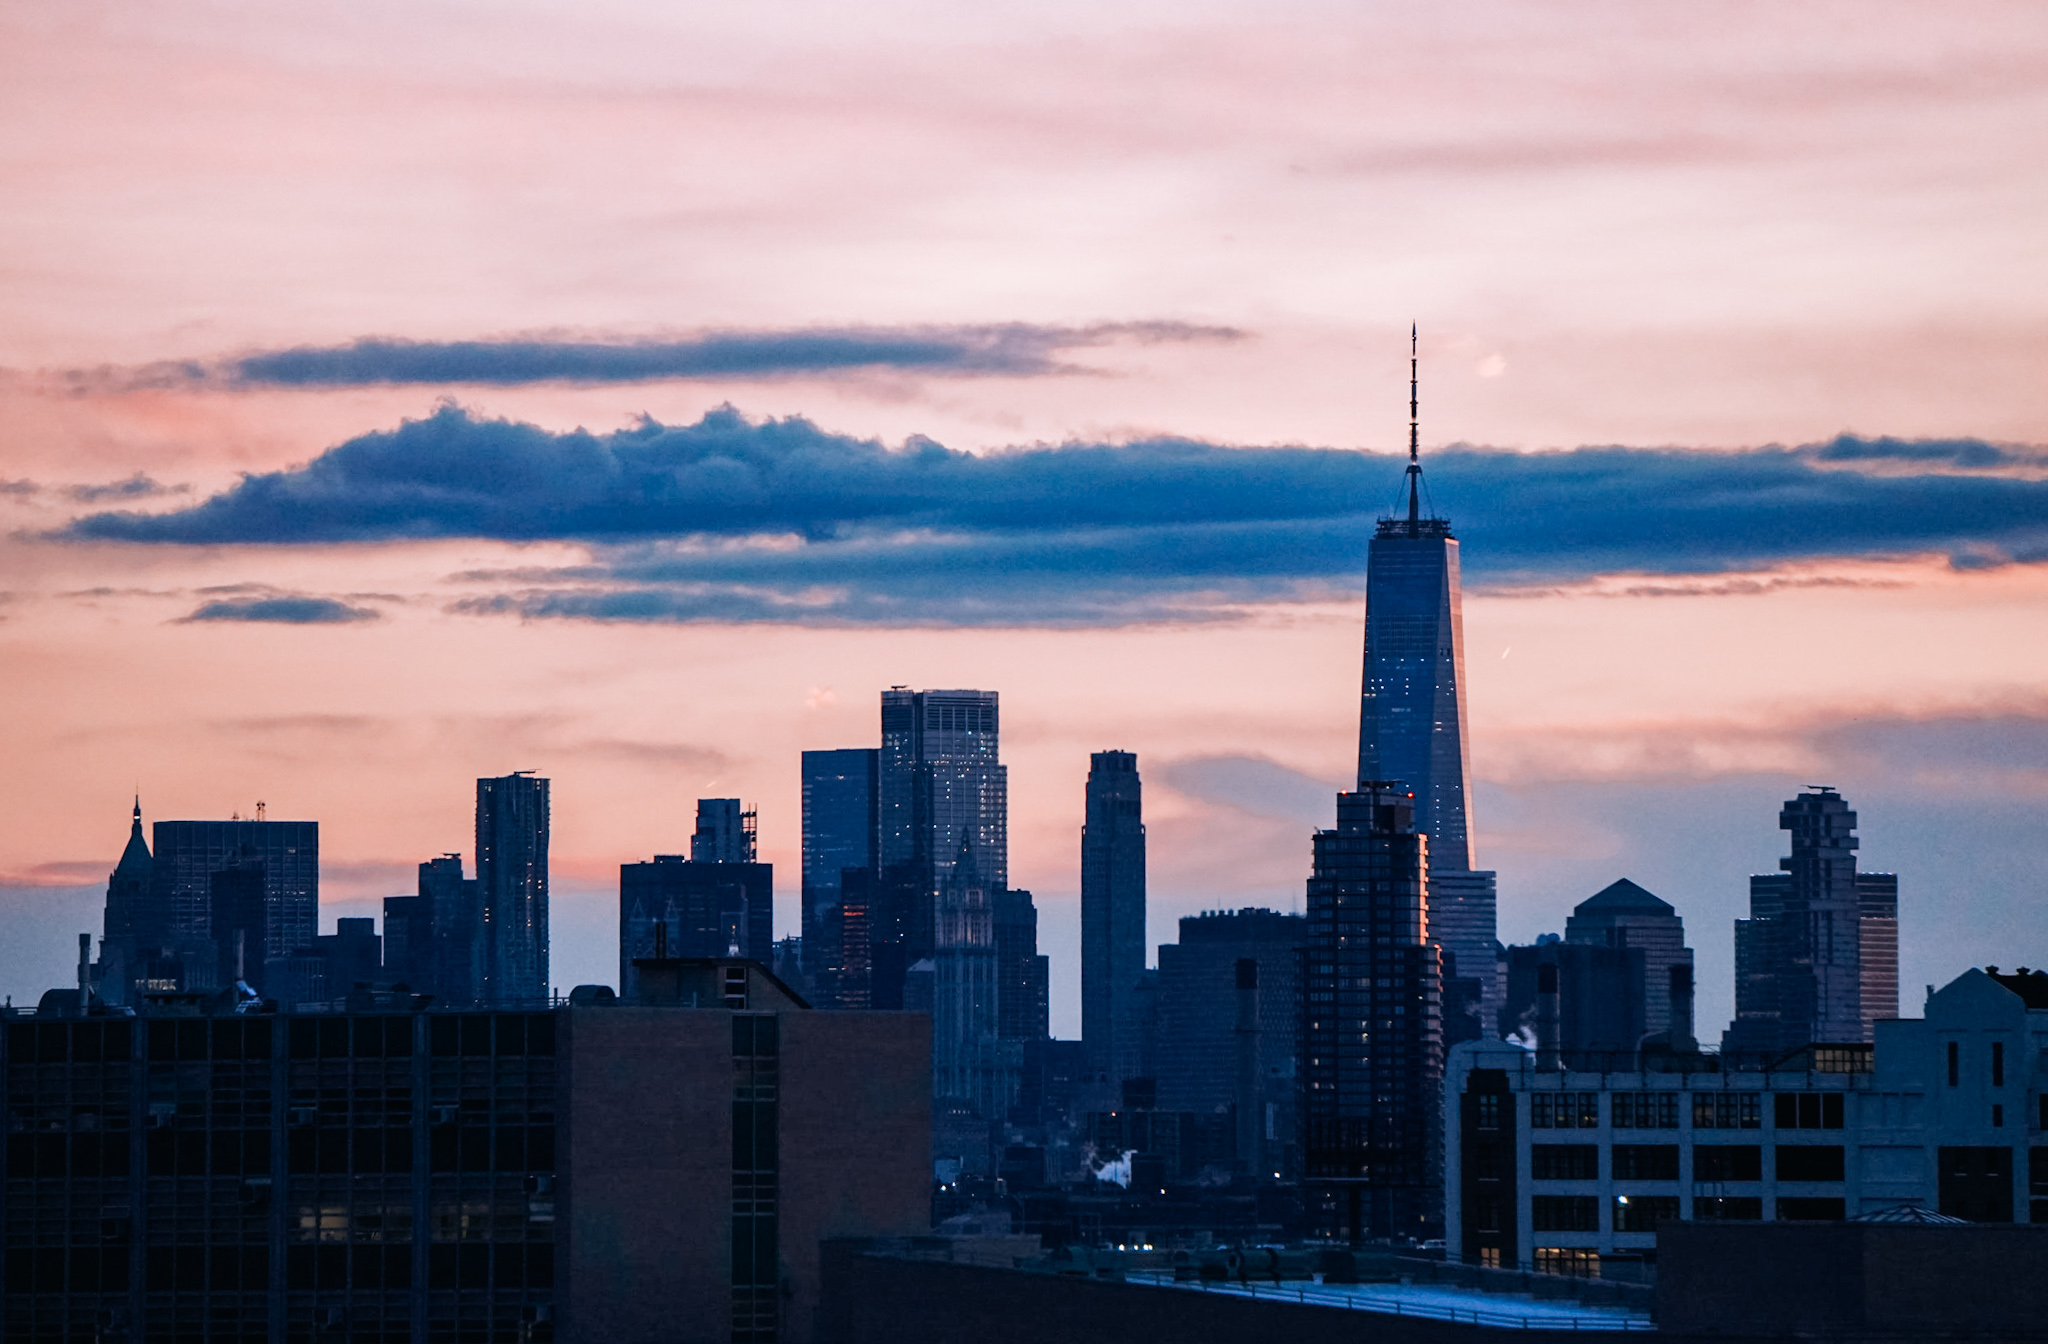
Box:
(4, 0, 2046, 1038)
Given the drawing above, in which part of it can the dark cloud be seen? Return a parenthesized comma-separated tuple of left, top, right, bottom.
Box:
(73, 322, 1240, 391)
(1802, 434, 2048, 472)
(65, 405, 2048, 626)
(1, 479, 38, 499)
(178, 595, 381, 625)
(64, 473, 189, 503)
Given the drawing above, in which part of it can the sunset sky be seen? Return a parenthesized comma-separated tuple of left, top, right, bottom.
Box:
(3, 1, 2046, 1036)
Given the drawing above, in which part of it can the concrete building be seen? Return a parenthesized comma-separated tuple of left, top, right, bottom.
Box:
(1446, 966, 2048, 1275)
(475, 774, 549, 1005)
(1080, 750, 1146, 1086)
(1302, 783, 1443, 1243)
(0, 960, 929, 1344)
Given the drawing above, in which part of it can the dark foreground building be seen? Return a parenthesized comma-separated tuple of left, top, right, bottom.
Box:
(0, 962, 928, 1344)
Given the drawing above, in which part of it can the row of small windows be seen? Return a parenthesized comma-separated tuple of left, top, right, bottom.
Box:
(2, 1243, 560, 1296)
(1525, 1143, 1843, 1182)
(3, 1015, 558, 1066)
(1517, 1092, 1839, 1130)
(5, 1125, 556, 1179)
(1520, 1195, 1846, 1233)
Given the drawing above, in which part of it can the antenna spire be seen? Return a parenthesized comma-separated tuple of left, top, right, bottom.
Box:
(1406, 322, 1421, 526)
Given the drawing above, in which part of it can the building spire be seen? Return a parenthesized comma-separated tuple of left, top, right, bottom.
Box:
(1406, 322, 1421, 526)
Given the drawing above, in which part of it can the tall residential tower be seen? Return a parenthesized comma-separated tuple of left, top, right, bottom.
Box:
(476, 772, 549, 1004)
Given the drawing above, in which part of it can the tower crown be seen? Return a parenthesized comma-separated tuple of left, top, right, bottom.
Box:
(1376, 324, 1452, 539)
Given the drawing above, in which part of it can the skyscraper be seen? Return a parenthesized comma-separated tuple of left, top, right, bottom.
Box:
(931, 837, 1007, 1119)
(1563, 878, 1694, 1039)
(1081, 749, 1146, 1083)
(476, 772, 549, 1004)
(94, 799, 155, 1005)
(618, 849, 774, 993)
(1301, 782, 1443, 1242)
(801, 747, 879, 1006)
(874, 689, 1006, 1008)
(1725, 787, 1898, 1053)
(1355, 330, 1498, 1039)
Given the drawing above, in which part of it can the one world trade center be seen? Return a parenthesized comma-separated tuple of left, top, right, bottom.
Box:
(1355, 327, 1497, 1042)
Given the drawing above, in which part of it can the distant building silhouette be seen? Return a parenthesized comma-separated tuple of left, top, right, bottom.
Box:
(1302, 782, 1443, 1243)
(1563, 878, 1695, 1039)
(1726, 788, 1898, 1053)
(801, 747, 879, 1008)
(931, 837, 1007, 1127)
(1081, 749, 1146, 1085)
(875, 688, 1006, 1012)
(1501, 940, 1647, 1057)
(96, 807, 319, 1001)
(1153, 908, 1306, 1179)
(618, 840, 774, 996)
(382, 853, 482, 1004)
(476, 773, 549, 1004)
(993, 887, 1049, 1045)
(691, 797, 757, 863)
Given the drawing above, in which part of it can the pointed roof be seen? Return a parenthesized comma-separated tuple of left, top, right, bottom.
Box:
(1574, 878, 1672, 916)
(1851, 1203, 1968, 1225)
(112, 798, 152, 879)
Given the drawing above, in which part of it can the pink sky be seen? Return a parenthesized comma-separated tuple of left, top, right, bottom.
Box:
(3, 1, 2045, 1034)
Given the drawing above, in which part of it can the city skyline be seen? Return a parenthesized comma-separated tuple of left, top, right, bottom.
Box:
(4, 3, 2047, 1047)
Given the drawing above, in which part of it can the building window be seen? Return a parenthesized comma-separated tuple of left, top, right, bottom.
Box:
(1474, 1093, 1502, 1130)
(1773, 1093, 1844, 1130)
(1533, 1248, 1599, 1278)
(1775, 1145, 1846, 1182)
(1473, 1196, 1501, 1232)
(1612, 1144, 1680, 1181)
(1994, 1105, 2004, 1128)
(1531, 1196, 1599, 1232)
(1776, 1197, 1846, 1221)
(1611, 1092, 1678, 1129)
(1693, 1093, 1761, 1129)
(1692, 1145, 1762, 1183)
(1478, 1247, 1502, 1269)
(1471, 1143, 1502, 1180)
(1693, 1196, 1763, 1221)
(1948, 1041, 1959, 1087)
(1613, 1195, 1679, 1233)
(1810, 1046, 1873, 1074)
(1993, 1041, 2005, 1087)
(1531, 1144, 1598, 1181)
(1531, 1093, 1599, 1129)
(1939, 1146, 2015, 1223)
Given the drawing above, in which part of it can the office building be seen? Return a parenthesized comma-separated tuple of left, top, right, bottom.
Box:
(1726, 789, 1899, 1053)
(1301, 782, 1443, 1243)
(476, 774, 549, 1005)
(691, 798, 757, 864)
(1080, 750, 1146, 1085)
(1153, 908, 1306, 1179)
(0, 959, 929, 1344)
(800, 748, 879, 1008)
(618, 852, 774, 995)
(931, 839, 1007, 1123)
(1564, 879, 1694, 1040)
(1447, 966, 2048, 1275)
(100, 815, 320, 999)
(993, 888, 1049, 1045)
(1353, 335, 1498, 1047)
(875, 689, 1006, 1011)
(382, 854, 482, 1005)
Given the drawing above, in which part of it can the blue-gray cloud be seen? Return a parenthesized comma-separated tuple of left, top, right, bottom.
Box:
(178, 595, 380, 625)
(65, 406, 2048, 626)
(74, 322, 1239, 391)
